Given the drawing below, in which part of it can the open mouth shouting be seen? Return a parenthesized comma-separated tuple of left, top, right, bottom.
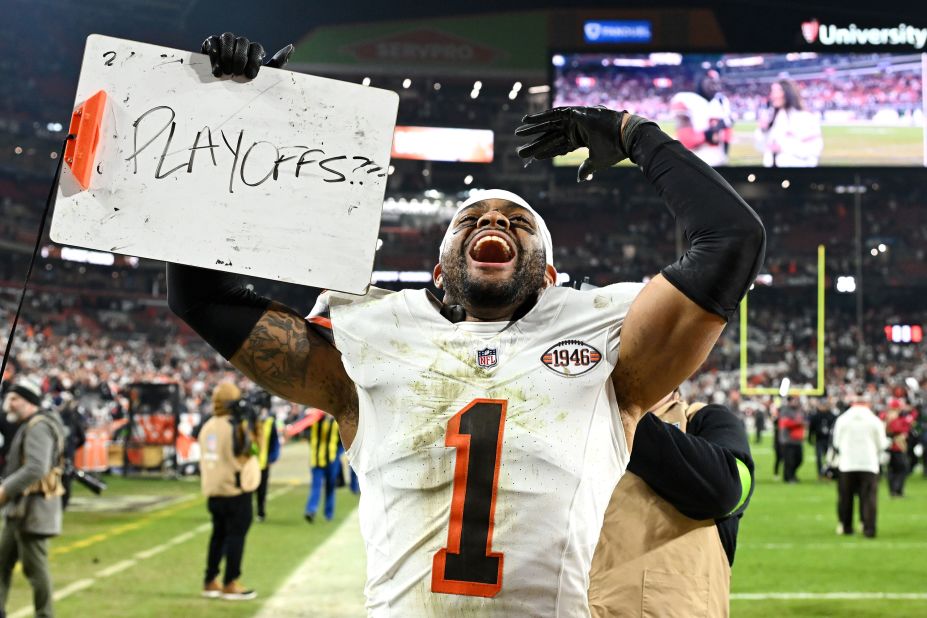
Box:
(467, 230, 517, 269)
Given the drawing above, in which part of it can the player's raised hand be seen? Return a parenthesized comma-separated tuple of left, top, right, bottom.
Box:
(516, 106, 646, 182)
(201, 32, 295, 79)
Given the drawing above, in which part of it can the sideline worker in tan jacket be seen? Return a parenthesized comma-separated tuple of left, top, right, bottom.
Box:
(589, 391, 754, 617)
(199, 381, 261, 601)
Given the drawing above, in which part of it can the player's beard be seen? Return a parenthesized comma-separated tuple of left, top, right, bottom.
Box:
(441, 245, 547, 312)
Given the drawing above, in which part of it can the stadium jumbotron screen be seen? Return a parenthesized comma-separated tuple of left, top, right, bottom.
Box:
(551, 52, 927, 167)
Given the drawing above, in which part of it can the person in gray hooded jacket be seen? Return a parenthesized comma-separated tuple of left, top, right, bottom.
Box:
(0, 377, 65, 618)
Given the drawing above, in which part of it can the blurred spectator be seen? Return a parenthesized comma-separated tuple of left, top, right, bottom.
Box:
(304, 413, 342, 524)
(56, 393, 86, 509)
(808, 399, 837, 480)
(884, 402, 913, 497)
(0, 376, 64, 618)
(253, 403, 280, 522)
(753, 405, 767, 444)
(198, 382, 259, 601)
(779, 397, 806, 483)
(832, 395, 888, 537)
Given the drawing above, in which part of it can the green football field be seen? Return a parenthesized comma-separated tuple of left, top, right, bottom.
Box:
(554, 121, 925, 167)
(4, 439, 925, 617)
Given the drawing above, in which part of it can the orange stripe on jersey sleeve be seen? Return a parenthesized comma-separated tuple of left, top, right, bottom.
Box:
(309, 316, 332, 330)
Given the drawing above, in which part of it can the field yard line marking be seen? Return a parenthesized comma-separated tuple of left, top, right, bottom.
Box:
(747, 541, 927, 550)
(170, 530, 197, 545)
(11, 522, 213, 616)
(53, 578, 95, 600)
(732, 592, 927, 600)
(53, 493, 200, 556)
(96, 558, 137, 578)
(255, 508, 365, 618)
(8, 579, 95, 618)
(10, 486, 295, 616)
(266, 485, 294, 500)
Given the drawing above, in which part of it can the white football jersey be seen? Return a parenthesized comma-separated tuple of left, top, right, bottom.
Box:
(313, 282, 642, 617)
(669, 91, 727, 166)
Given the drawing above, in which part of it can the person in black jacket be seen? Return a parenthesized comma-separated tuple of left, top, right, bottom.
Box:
(57, 394, 87, 510)
(808, 399, 837, 479)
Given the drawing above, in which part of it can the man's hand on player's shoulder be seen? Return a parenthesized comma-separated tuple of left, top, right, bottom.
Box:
(200, 32, 294, 79)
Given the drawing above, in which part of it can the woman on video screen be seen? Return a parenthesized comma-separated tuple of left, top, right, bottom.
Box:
(755, 79, 823, 167)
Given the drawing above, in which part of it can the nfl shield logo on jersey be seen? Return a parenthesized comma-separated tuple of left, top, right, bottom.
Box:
(477, 347, 498, 368)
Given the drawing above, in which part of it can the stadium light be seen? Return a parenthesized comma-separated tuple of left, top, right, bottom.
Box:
(870, 248, 879, 256)
(512, 81, 522, 92)
(61, 246, 115, 266)
(508, 90, 518, 100)
(778, 377, 791, 398)
(362, 77, 371, 86)
(402, 78, 412, 89)
(464, 174, 474, 185)
(528, 85, 551, 94)
(836, 275, 856, 293)
(433, 82, 441, 90)
(473, 81, 482, 90)
(14, 146, 22, 154)
(747, 173, 756, 182)
(387, 165, 395, 175)
(878, 243, 887, 253)
(781, 179, 790, 189)
(552, 54, 565, 67)
(470, 89, 480, 99)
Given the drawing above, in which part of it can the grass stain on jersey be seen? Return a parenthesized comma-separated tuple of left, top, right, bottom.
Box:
(390, 339, 412, 355)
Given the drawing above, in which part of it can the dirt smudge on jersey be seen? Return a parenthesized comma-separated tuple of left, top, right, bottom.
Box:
(391, 339, 412, 355)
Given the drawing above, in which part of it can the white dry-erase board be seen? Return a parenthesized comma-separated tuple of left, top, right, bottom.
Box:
(51, 34, 399, 294)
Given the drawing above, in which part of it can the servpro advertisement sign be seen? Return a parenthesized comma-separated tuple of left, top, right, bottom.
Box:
(802, 19, 927, 49)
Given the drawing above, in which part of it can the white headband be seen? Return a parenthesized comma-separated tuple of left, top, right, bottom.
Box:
(439, 189, 554, 266)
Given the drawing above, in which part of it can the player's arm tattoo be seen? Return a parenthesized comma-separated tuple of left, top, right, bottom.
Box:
(233, 302, 312, 395)
(230, 302, 358, 438)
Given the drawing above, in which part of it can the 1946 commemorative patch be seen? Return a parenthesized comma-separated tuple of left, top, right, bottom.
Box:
(541, 340, 602, 376)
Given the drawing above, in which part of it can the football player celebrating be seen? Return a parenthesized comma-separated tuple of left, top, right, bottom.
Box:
(167, 35, 765, 616)
(669, 69, 734, 166)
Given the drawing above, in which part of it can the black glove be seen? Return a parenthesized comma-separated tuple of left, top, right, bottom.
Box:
(201, 32, 295, 79)
(703, 119, 726, 146)
(515, 106, 652, 182)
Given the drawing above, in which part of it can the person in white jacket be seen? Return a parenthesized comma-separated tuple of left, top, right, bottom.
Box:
(831, 394, 889, 538)
(755, 79, 824, 167)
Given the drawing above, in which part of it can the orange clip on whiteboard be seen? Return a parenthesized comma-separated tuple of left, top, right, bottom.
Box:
(63, 89, 107, 190)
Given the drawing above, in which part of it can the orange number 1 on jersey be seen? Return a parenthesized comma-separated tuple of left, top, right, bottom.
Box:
(431, 398, 507, 597)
